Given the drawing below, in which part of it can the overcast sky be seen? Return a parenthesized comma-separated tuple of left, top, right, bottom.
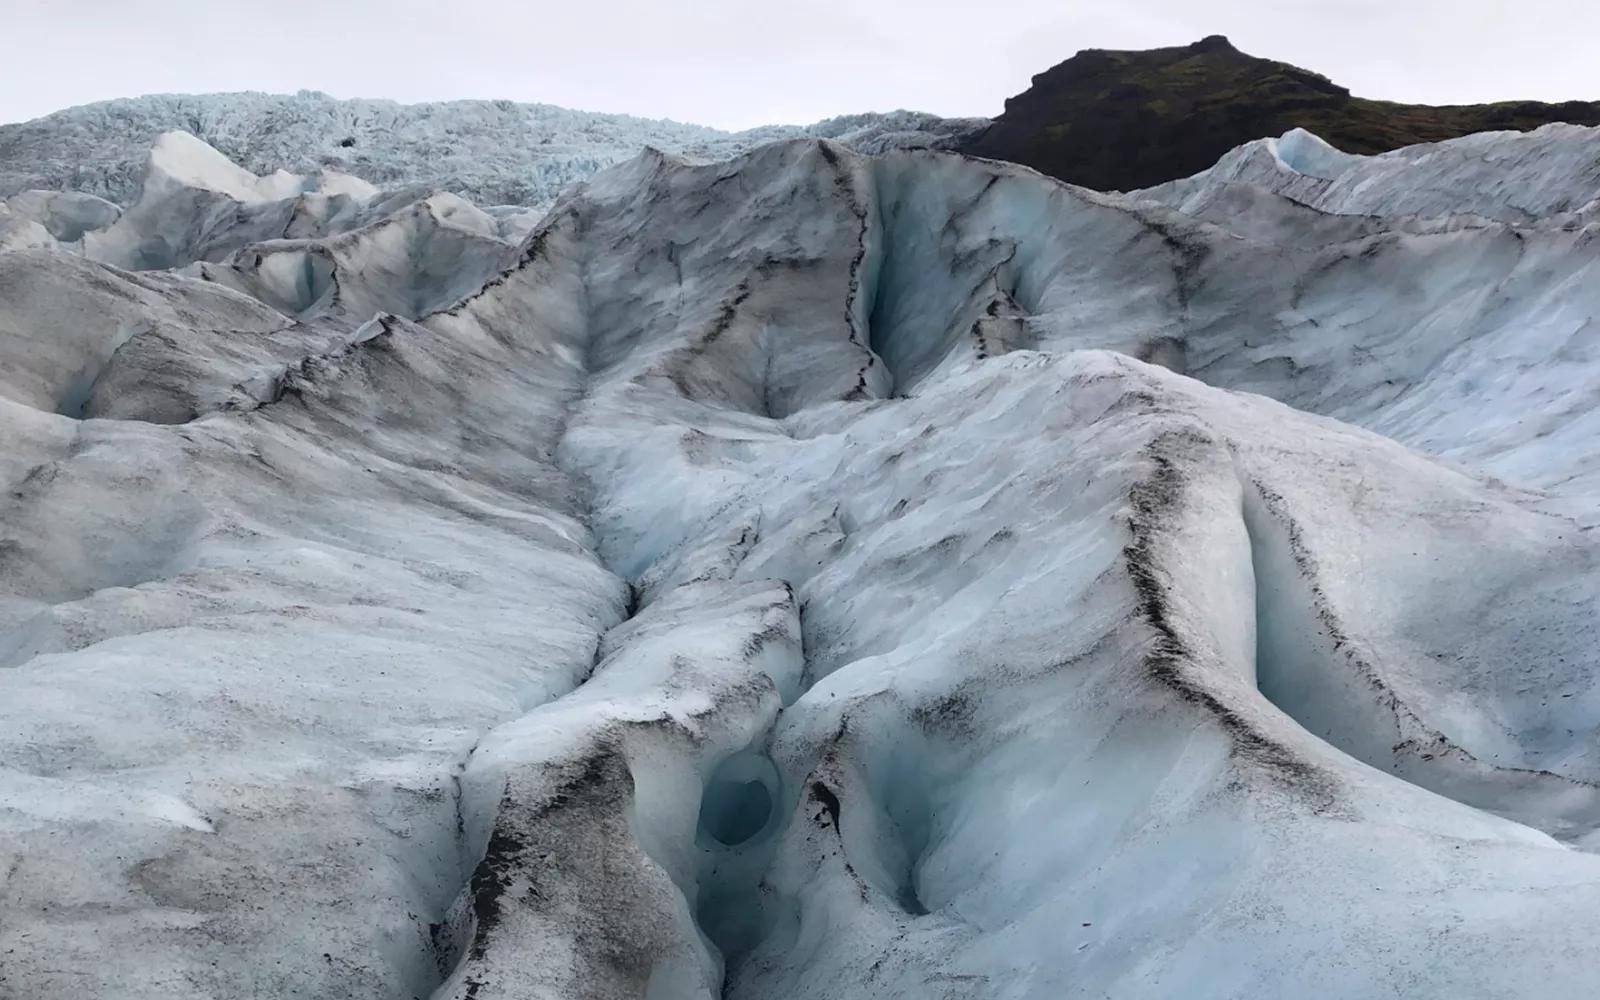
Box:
(4, 0, 1598, 130)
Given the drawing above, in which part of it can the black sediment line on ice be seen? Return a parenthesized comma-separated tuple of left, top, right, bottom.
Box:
(1123, 429, 1341, 808)
(822, 141, 888, 401)
(1242, 475, 1600, 833)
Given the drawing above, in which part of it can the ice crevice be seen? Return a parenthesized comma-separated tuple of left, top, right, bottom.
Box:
(422, 180, 814, 996)
(53, 320, 146, 418)
(1240, 474, 1600, 840)
(428, 141, 1012, 996)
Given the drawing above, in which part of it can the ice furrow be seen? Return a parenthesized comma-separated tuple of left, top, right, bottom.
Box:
(422, 178, 817, 995)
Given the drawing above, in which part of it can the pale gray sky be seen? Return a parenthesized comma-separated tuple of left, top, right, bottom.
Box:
(4, 0, 1598, 130)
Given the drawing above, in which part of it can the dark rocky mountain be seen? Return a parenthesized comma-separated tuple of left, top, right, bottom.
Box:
(959, 34, 1600, 191)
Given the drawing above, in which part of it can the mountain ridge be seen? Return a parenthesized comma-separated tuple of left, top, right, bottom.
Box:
(959, 34, 1600, 191)
(7, 38, 1598, 212)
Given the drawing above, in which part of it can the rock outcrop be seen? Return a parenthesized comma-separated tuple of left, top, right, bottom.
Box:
(960, 34, 1600, 191)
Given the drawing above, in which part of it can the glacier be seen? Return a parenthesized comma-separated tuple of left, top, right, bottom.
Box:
(0, 92, 987, 211)
(2, 119, 1600, 1000)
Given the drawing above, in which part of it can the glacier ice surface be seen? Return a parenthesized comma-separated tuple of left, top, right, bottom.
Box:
(1, 119, 1599, 1000)
(0, 92, 987, 210)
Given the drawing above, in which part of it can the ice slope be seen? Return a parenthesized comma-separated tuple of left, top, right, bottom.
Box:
(1138, 122, 1600, 224)
(1, 129, 535, 289)
(0, 91, 987, 209)
(2, 123, 1600, 1000)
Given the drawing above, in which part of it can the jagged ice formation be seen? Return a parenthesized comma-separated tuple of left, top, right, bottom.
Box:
(2, 120, 1600, 999)
(0, 92, 987, 210)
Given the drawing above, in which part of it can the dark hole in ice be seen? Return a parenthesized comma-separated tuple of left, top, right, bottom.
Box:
(700, 778, 773, 846)
(694, 752, 783, 960)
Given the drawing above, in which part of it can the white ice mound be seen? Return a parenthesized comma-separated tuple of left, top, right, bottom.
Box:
(145, 129, 312, 202)
(136, 129, 379, 206)
(1270, 126, 1364, 179)
(2, 127, 1600, 1000)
